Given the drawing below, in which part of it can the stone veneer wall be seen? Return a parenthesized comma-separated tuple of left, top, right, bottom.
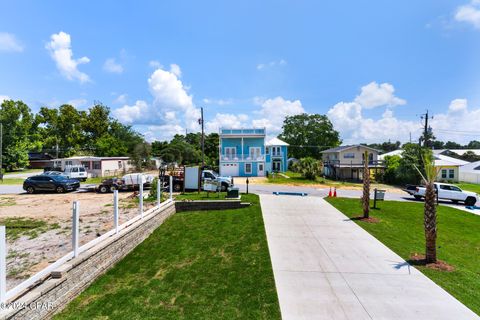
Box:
(175, 200, 250, 212)
(2, 201, 176, 320)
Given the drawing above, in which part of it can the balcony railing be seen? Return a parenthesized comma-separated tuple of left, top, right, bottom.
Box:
(220, 128, 265, 135)
(323, 160, 385, 167)
(220, 154, 265, 161)
(270, 151, 284, 158)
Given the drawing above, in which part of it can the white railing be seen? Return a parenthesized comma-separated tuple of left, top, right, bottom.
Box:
(220, 128, 266, 135)
(0, 175, 174, 303)
(220, 154, 265, 161)
(270, 151, 284, 158)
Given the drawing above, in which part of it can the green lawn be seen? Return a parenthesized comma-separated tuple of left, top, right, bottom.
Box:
(456, 182, 480, 194)
(267, 171, 358, 186)
(175, 191, 230, 201)
(55, 194, 280, 319)
(0, 178, 25, 185)
(0, 217, 60, 240)
(3, 168, 43, 175)
(267, 171, 392, 189)
(326, 197, 480, 315)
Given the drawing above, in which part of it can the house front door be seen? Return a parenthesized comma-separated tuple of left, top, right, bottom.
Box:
(273, 161, 281, 172)
(258, 163, 265, 176)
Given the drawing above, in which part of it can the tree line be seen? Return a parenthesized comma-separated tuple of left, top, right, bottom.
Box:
(151, 132, 220, 169)
(1, 100, 146, 171)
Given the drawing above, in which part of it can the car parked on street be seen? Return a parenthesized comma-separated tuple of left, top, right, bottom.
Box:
(23, 175, 80, 194)
(42, 171, 67, 177)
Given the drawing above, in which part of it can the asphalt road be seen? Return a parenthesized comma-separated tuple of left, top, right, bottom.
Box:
(0, 184, 96, 195)
(1, 181, 478, 215)
(234, 182, 480, 215)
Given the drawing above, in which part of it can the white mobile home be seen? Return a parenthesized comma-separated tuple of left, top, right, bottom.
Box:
(52, 156, 133, 177)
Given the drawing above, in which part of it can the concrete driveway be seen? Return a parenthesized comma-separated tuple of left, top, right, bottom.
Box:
(260, 194, 478, 319)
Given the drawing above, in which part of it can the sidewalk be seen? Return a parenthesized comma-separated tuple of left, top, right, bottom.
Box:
(260, 195, 478, 319)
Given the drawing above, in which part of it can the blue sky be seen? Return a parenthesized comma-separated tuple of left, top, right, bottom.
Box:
(1, 0, 480, 143)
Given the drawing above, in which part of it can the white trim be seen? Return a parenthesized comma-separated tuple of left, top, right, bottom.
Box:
(245, 162, 252, 174)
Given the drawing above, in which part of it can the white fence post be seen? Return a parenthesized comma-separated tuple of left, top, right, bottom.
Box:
(0, 226, 6, 304)
(113, 190, 119, 234)
(72, 201, 79, 258)
(139, 174, 144, 218)
(169, 175, 173, 200)
(157, 178, 161, 207)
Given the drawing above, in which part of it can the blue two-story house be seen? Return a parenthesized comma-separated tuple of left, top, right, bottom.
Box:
(219, 128, 289, 177)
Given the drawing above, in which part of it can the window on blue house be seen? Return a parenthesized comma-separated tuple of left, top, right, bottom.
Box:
(245, 163, 252, 174)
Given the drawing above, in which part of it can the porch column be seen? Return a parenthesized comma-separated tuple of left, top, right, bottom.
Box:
(241, 137, 244, 161)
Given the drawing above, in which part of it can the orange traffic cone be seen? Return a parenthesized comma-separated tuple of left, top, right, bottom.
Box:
(328, 188, 332, 197)
(333, 187, 337, 197)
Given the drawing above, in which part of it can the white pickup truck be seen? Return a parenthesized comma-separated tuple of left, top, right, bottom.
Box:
(412, 183, 479, 206)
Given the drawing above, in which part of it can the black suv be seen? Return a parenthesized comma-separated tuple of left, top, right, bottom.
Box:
(23, 175, 80, 194)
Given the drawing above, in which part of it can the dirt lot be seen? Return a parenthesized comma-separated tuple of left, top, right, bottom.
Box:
(0, 191, 157, 290)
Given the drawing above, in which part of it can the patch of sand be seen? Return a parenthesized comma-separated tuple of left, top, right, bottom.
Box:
(0, 191, 156, 289)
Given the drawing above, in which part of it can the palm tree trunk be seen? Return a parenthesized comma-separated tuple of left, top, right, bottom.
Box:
(362, 151, 370, 218)
(424, 181, 437, 263)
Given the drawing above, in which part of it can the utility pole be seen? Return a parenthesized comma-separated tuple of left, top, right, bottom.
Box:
(420, 110, 434, 148)
(198, 107, 205, 193)
(0, 123, 3, 180)
(200, 107, 205, 168)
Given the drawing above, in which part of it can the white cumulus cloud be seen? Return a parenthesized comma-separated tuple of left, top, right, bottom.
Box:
(204, 96, 304, 137)
(327, 82, 480, 144)
(455, 1, 480, 29)
(0, 95, 11, 104)
(327, 82, 415, 143)
(149, 60, 162, 69)
(257, 59, 287, 70)
(148, 66, 200, 131)
(113, 65, 201, 132)
(205, 113, 249, 133)
(430, 99, 480, 143)
(114, 100, 150, 124)
(103, 58, 123, 74)
(169, 64, 181, 77)
(202, 98, 233, 106)
(67, 98, 87, 108)
(448, 98, 468, 112)
(252, 97, 305, 135)
(143, 124, 185, 142)
(0, 32, 23, 52)
(354, 81, 406, 109)
(45, 31, 90, 83)
(113, 94, 128, 105)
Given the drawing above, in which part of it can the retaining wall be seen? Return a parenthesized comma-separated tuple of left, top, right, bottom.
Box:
(175, 199, 250, 212)
(1, 201, 176, 320)
(1, 198, 250, 320)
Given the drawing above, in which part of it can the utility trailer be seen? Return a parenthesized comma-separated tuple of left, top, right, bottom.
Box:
(96, 173, 154, 193)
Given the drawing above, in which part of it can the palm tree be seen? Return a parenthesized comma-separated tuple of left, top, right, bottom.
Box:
(362, 151, 370, 218)
(415, 151, 439, 263)
(294, 157, 322, 180)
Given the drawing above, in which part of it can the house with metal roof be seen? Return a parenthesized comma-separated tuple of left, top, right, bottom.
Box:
(459, 160, 480, 184)
(321, 145, 385, 180)
(379, 150, 469, 182)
